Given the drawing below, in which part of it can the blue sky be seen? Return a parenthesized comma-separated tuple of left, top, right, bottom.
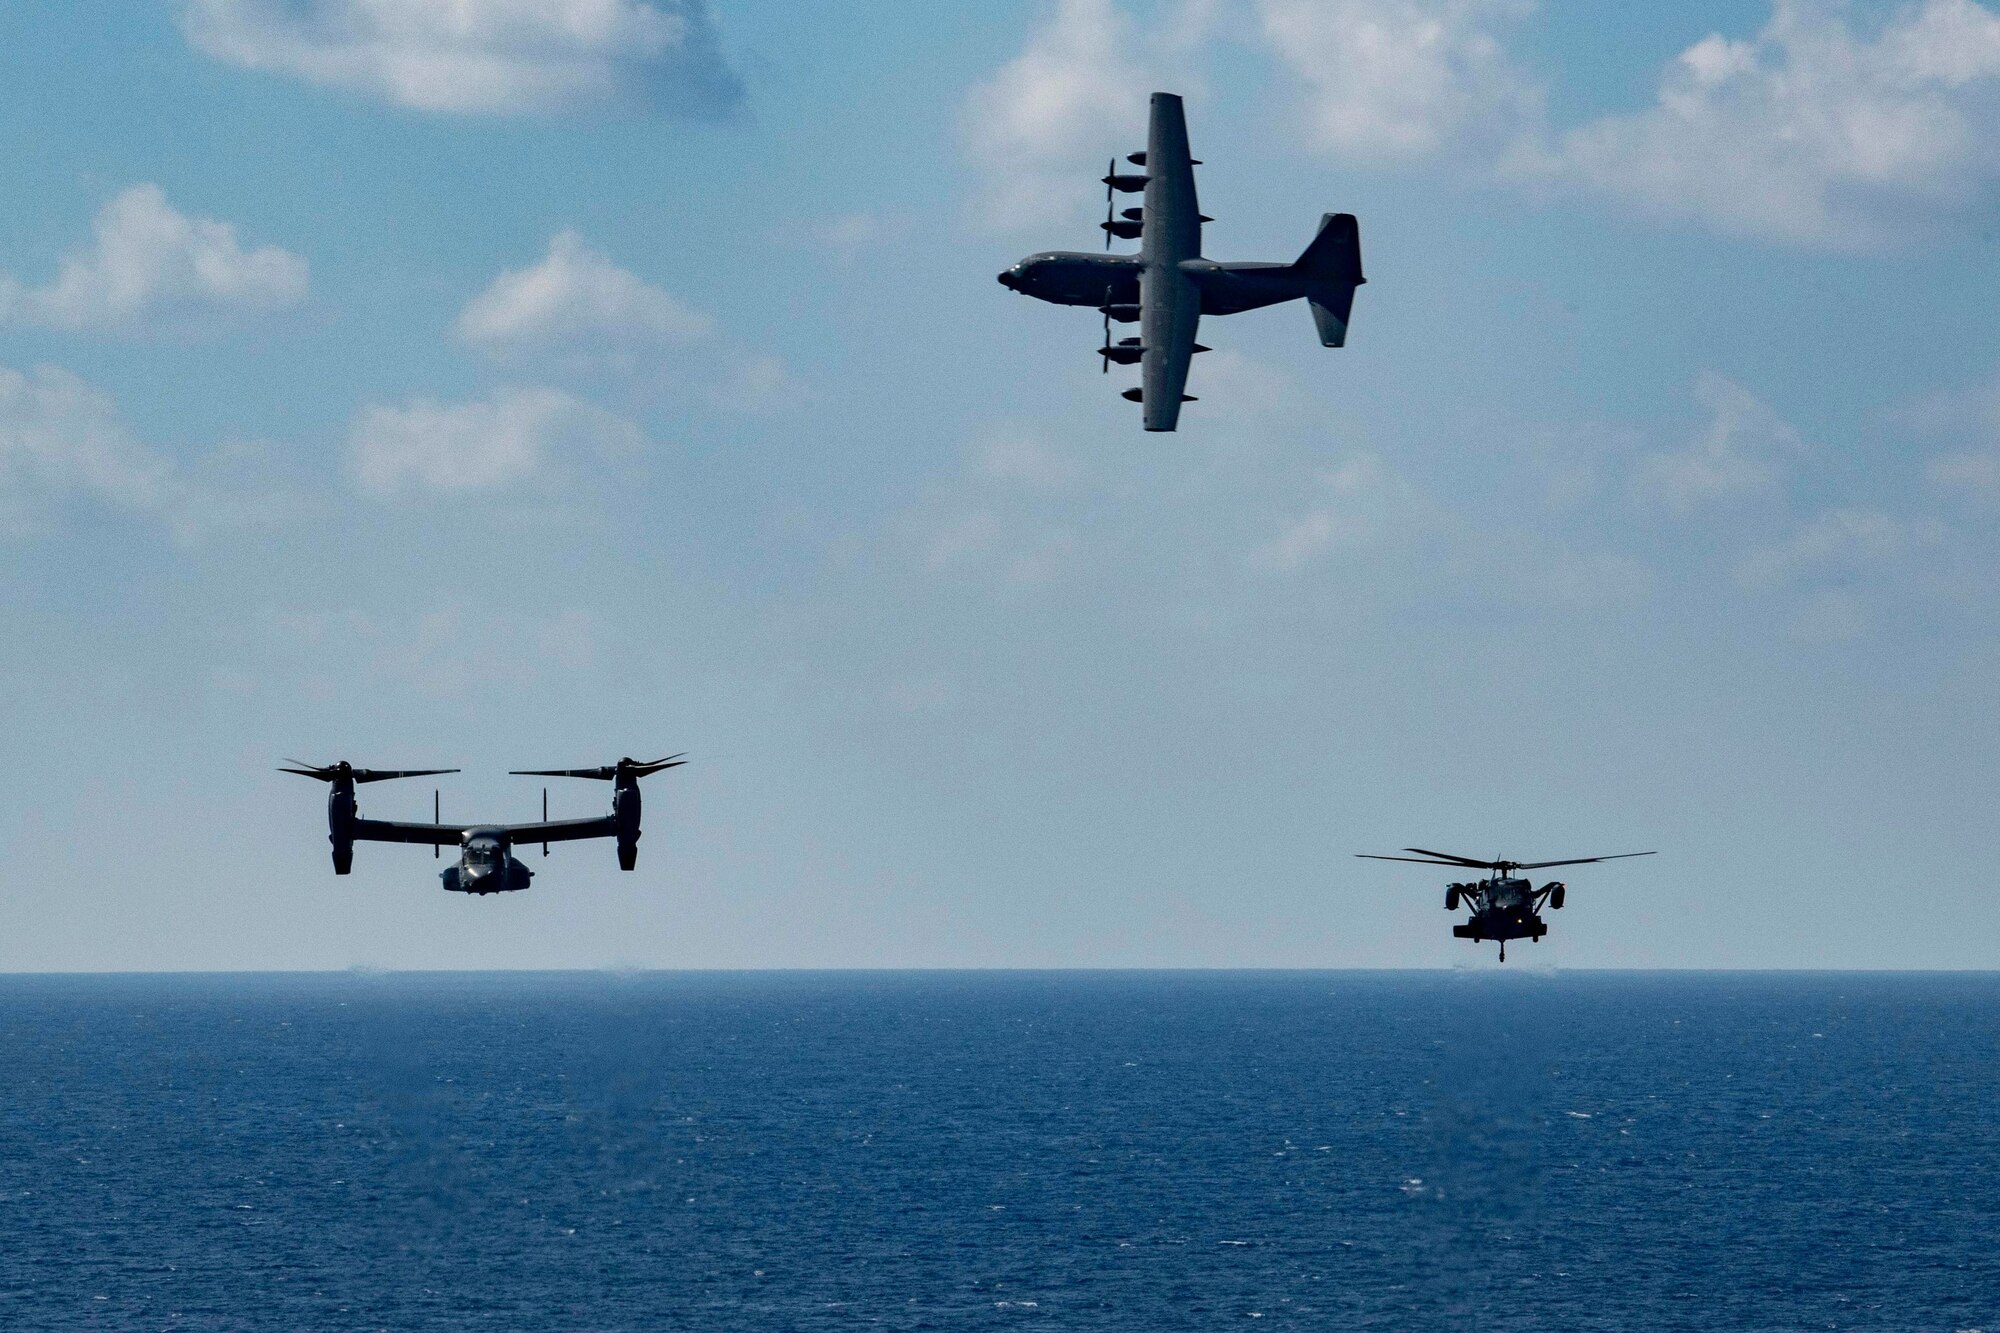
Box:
(1, 0, 1998, 969)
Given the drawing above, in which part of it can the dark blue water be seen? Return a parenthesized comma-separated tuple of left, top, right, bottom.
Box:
(0, 972, 1994, 1329)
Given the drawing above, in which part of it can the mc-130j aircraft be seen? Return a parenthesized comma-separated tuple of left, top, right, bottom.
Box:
(281, 757, 684, 894)
(997, 91, 1365, 431)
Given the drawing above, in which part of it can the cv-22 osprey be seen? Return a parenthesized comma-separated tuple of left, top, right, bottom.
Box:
(997, 91, 1365, 431)
(281, 757, 684, 895)
(1357, 848, 1657, 961)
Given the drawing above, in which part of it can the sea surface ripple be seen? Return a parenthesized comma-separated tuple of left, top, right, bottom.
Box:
(0, 971, 1994, 1329)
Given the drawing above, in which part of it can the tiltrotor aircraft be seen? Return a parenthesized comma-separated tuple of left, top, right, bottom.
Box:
(281, 756, 685, 895)
(996, 91, 1365, 431)
(1356, 848, 1657, 960)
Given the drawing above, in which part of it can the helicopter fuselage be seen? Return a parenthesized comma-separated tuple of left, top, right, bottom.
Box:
(1448, 875, 1565, 948)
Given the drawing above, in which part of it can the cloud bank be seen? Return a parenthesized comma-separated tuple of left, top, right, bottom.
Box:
(348, 387, 641, 496)
(0, 364, 269, 540)
(968, 0, 2000, 246)
(1516, 0, 2000, 246)
(0, 185, 307, 332)
(1256, 0, 1537, 160)
(961, 0, 1168, 231)
(181, 0, 744, 117)
(456, 230, 711, 358)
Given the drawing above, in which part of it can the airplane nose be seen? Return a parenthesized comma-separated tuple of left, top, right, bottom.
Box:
(997, 270, 1016, 289)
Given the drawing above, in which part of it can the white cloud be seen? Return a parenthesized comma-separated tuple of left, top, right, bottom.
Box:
(347, 386, 641, 495)
(975, 430, 1084, 490)
(1737, 507, 1932, 587)
(180, 0, 742, 116)
(1255, 0, 1537, 160)
(276, 605, 600, 698)
(1927, 449, 2000, 499)
(1516, 0, 2000, 245)
(0, 364, 278, 541)
(962, 0, 1167, 232)
(456, 230, 710, 357)
(707, 354, 804, 416)
(1634, 371, 1805, 511)
(0, 185, 307, 332)
(1909, 367, 2000, 500)
(1787, 587, 1871, 641)
(915, 430, 1092, 584)
(1248, 454, 1416, 571)
(807, 212, 909, 267)
(0, 365, 177, 530)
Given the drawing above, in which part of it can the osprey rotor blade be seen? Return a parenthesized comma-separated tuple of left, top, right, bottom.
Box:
(279, 760, 457, 784)
(510, 754, 686, 781)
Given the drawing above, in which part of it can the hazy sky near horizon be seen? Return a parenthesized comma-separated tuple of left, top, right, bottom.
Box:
(2, 0, 1999, 970)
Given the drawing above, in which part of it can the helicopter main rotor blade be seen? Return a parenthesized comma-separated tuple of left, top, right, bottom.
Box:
(1513, 852, 1657, 870)
(1401, 848, 1504, 868)
(1355, 854, 1491, 867)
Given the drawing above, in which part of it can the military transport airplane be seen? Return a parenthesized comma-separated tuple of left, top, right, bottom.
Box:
(281, 756, 684, 894)
(997, 91, 1365, 431)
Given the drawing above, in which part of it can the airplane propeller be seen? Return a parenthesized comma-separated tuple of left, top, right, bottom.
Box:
(510, 755, 686, 782)
(1103, 158, 1115, 250)
(279, 760, 458, 784)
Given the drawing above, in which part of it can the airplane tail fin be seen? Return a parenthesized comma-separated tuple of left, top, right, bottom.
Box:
(1292, 213, 1364, 348)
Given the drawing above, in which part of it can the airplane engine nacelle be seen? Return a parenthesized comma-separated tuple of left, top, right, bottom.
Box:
(613, 780, 641, 871)
(329, 783, 357, 874)
(1548, 883, 1565, 910)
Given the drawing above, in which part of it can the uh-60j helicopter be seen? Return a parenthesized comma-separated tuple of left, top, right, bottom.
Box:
(281, 756, 684, 895)
(1356, 848, 1656, 960)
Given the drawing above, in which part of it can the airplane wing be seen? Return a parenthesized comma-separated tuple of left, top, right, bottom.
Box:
(489, 816, 619, 846)
(352, 818, 463, 847)
(1137, 92, 1202, 432)
(1142, 92, 1201, 259)
(1137, 274, 1200, 432)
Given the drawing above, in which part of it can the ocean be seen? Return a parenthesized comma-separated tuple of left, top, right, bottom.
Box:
(0, 971, 1993, 1329)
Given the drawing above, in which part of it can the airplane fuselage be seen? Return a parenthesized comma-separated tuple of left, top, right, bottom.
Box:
(441, 830, 533, 895)
(998, 252, 1309, 318)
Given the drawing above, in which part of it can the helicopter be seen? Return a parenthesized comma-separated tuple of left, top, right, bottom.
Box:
(1356, 848, 1656, 960)
(281, 756, 685, 894)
